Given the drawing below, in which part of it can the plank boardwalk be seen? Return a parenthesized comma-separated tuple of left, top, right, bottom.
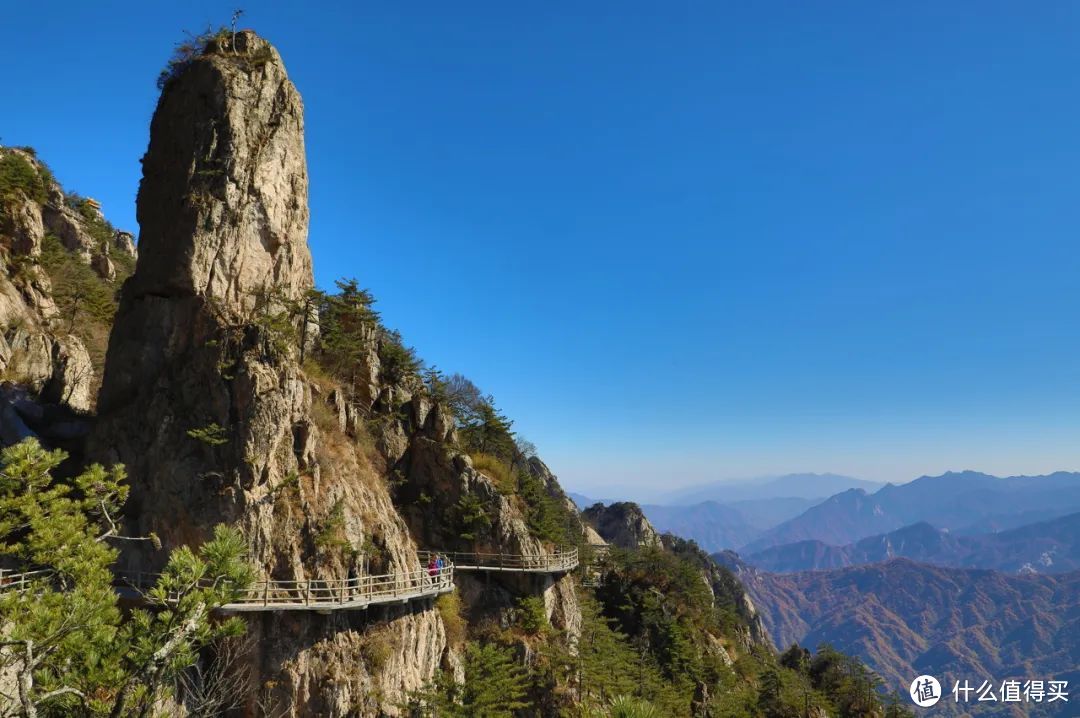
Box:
(0, 566, 455, 613)
(419, 548, 578, 573)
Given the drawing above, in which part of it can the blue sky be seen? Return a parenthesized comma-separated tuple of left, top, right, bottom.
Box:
(6, 2, 1080, 499)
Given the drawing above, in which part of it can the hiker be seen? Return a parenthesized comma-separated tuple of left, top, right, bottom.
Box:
(347, 565, 357, 600)
(427, 555, 438, 586)
(436, 554, 446, 581)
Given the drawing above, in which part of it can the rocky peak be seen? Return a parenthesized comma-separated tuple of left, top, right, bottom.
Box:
(90, 32, 445, 714)
(582, 501, 661, 549)
(130, 29, 311, 315)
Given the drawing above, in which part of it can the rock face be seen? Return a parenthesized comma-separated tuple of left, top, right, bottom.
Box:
(387, 406, 583, 639)
(582, 501, 661, 549)
(91, 32, 443, 715)
(0, 147, 107, 419)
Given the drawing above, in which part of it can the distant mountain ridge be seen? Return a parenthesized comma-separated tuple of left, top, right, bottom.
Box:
(741, 470, 1080, 553)
(745, 512, 1080, 574)
(569, 474, 877, 552)
(667, 472, 884, 504)
(638, 501, 763, 551)
(714, 553, 1080, 717)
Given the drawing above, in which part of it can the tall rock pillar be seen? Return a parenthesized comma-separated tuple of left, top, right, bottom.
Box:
(92, 31, 445, 715)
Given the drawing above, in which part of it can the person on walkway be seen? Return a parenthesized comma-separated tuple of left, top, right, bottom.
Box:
(427, 556, 438, 586)
(436, 554, 446, 582)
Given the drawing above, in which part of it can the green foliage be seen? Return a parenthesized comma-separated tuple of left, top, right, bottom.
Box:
(458, 400, 515, 459)
(157, 26, 230, 90)
(516, 595, 548, 635)
(38, 234, 120, 372)
(803, 644, 901, 718)
(436, 592, 467, 647)
(470, 453, 514, 494)
(0, 149, 48, 205)
(409, 642, 529, 718)
(39, 236, 117, 327)
(186, 422, 229, 446)
(315, 278, 379, 387)
(516, 464, 575, 545)
(250, 283, 310, 361)
(378, 328, 423, 384)
(73, 195, 125, 262)
(606, 695, 664, 718)
(571, 596, 686, 715)
(359, 630, 394, 672)
(454, 491, 492, 541)
(315, 498, 353, 553)
(0, 438, 254, 717)
(597, 546, 719, 681)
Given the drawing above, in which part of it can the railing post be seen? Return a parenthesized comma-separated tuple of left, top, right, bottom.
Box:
(304, 581, 310, 606)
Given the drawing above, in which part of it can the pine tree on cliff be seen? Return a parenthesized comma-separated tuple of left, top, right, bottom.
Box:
(0, 438, 253, 717)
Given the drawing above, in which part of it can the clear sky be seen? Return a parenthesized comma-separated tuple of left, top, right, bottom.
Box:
(6, 2, 1080, 499)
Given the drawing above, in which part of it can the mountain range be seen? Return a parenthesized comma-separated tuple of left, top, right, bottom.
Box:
(666, 472, 884, 504)
(715, 554, 1080, 716)
(570, 473, 877, 552)
(740, 470, 1080, 554)
(745, 512, 1080, 574)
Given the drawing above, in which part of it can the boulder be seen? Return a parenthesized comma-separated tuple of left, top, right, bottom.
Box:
(42, 335, 93, 412)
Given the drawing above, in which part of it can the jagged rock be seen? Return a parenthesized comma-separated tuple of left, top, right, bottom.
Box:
(123, 32, 311, 312)
(328, 388, 348, 432)
(90, 31, 443, 714)
(91, 251, 115, 281)
(581, 501, 661, 549)
(582, 524, 605, 545)
(42, 335, 93, 412)
(41, 203, 95, 262)
(113, 230, 137, 258)
(2, 195, 44, 256)
(0, 328, 94, 414)
(3, 328, 54, 389)
(394, 435, 582, 638)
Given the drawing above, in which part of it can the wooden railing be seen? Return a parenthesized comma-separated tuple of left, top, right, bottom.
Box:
(115, 565, 455, 612)
(1, 565, 455, 613)
(419, 548, 578, 573)
(0, 569, 53, 596)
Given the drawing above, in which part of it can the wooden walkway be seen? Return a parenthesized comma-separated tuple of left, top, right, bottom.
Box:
(419, 548, 578, 574)
(1, 566, 455, 613)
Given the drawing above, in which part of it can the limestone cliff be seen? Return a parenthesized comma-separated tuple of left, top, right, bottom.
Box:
(8, 28, 586, 716)
(586, 501, 770, 652)
(582, 501, 662, 549)
(0, 145, 133, 434)
(319, 340, 584, 641)
(90, 31, 444, 715)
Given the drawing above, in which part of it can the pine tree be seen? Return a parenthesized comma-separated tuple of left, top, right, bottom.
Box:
(0, 438, 254, 717)
(409, 642, 529, 717)
(316, 278, 380, 388)
(459, 401, 515, 458)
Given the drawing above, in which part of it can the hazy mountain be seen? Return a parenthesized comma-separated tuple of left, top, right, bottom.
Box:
(571, 489, 821, 551)
(640, 501, 763, 551)
(741, 470, 1080, 553)
(746, 512, 1080, 574)
(727, 496, 822, 528)
(667, 472, 883, 504)
(568, 492, 601, 509)
(715, 554, 1080, 716)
